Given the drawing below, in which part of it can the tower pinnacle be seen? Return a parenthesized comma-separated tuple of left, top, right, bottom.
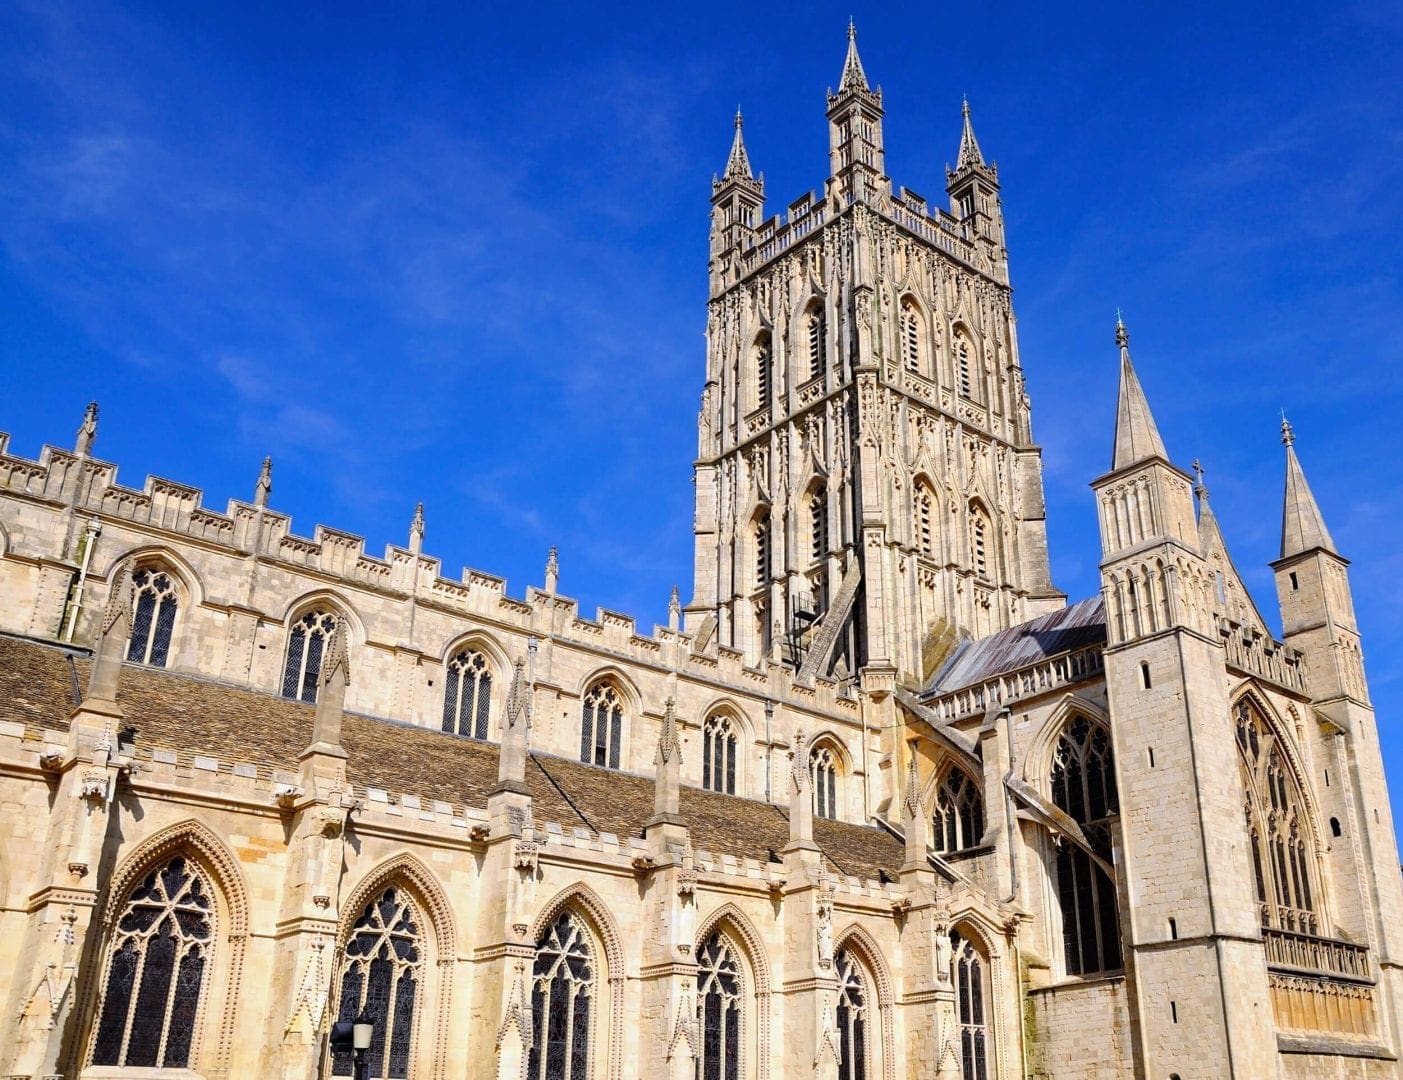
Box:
(723, 108, 753, 181)
(1279, 419, 1336, 558)
(838, 19, 869, 93)
(1110, 318, 1168, 471)
(956, 96, 986, 170)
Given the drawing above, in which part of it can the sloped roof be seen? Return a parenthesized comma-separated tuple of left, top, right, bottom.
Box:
(0, 635, 903, 881)
(922, 596, 1106, 698)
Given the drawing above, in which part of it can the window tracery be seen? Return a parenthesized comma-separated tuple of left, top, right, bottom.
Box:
(283, 608, 339, 703)
(703, 712, 738, 795)
(810, 744, 838, 820)
(1237, 699, 1318, 933)
(835, 946, 869, 1080)
(529, 910, 595, 1080)
(696, 930, 742, 1080)
(126, 566, 178, 667)
(1050, 716, 1122, 976)
(934, 768, 985, 852)
(580, 681, 623, 770)
(331, 885, 423, 1079)
(442, 647, 492, 739)
(950, 930, 988, 1080)
(91, 854, 213, 1069)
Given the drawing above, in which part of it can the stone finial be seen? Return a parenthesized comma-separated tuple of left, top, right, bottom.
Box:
(83, 559, 134, 708)
(75, 401, 98, 457)
(254, 456, 272, 508)
(722, 108, 754, 181)
(504, 657, 528, 732)
(837, 18, 870, 94)
(650, 697, 683, 824)
(305, 619, 350, 756)
(668, 585, 681, 631)
(902, 745, 931, 870)
(409, 502, 425, 555)
(544, 545, 559, 594)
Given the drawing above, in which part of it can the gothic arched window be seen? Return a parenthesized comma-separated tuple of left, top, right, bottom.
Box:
(969, 505, 991, 580)
(703, 712, 738, 795)
(283, 608, 339, 703)
(126, 566, 179, 667)
(934, 768, 985, 853)
(950, 930, 989, 1080)
(529, 910, 595, 1080)
(954, 330, 976, 400)
(331, 885, 423, 1079)
(810, 484, 829, 566)
(810, 744, 839, 820)
(754, 333, 772, 410)
(91, 855, 213, 1069)
(806, 303, 826, 381)
(754, 512, 771, 590)
(1237, 699, 1318, 933)
(580, 681, 623, 770)
(442, 647, 492, 739)
(1049, 716, 1123, 976)
(696, 931, 743, 1080)
(900, 297, 922, 373)
(835, 946, 869, 1080)
(915, 483, 936, 558)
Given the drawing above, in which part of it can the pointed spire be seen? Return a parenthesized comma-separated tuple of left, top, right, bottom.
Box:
(722, 108, 753, 181)
(254, 456, 272, 508)
(75, 401, 98, 457)
(956, 96, 986, 170)
(838, 19, 870, 93)
(1110, 316, 1169, 470)
(1280, 417, 1337, 558)
(504, 657, 528, 732)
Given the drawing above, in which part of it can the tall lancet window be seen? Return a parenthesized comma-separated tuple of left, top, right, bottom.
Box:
(1237, 699, 1318, 933)
(915, 482, 936, 558)
(810, 744, 838, 820)
(835, 947, 869, 1080)
(442, 647, 492, 739)
(900, 297, 922, 373)
(754, 512, 771, 590)
(703, 712, 737, 795)
(91, 855, 213, 1069)
(969, 505, 991, 579)
(754, 332, 772, 410)
(954, 331, 975, 400)
(1050, 716, 1123, 976)
(331, 886, 423, 1079)
(283, 608, 339, 703)
(810, 484, 829, 566)
(696, 931, 743, 1080)
(126, 566, 179, 667)
(934, 767, 985, 853)
(580, 681, 623, 770)
(529, 910, 595, 1080)
(806, 302, 826, 381)
(950, 930, 989, 1080)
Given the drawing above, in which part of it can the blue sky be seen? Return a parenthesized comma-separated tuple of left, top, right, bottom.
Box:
(3, 3, 1403, 817)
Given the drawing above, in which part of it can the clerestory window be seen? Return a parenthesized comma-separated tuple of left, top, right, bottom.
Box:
(934, 768, 985, 853)
(127, 566, 178, 667)
(810, 744, 839, 820)
(283, 609, 339, 703)
(442, 647, 492, 739)
(703, 712, 738, 795)
(580, 681, 623, 770)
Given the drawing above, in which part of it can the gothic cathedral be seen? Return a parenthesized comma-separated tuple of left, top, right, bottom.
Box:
(0, 26, 1399, 1080)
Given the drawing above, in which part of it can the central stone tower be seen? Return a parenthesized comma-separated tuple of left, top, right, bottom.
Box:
(687, 25, 1063, 683)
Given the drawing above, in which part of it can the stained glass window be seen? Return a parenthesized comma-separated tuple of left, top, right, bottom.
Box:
(282, 609, 339, 703)
(696, 931, 742, 1080)
(1237, 699, 1318, 933)
(835, 947, 868, 1080)
(951, 931, 988, 1080)
(810, 745, 838, 820)
(530, 910, 595, 1080)
(331, 885, 423, 1079)
(91, 854, 213, 1069)
(127, 567, 179, 667)
(1050, 716, 1122, 976)
(934, 768, 985, 853)
(703, 713, 737, 795)
(442, 648, 492, 739)
(580, 682, 623, 770)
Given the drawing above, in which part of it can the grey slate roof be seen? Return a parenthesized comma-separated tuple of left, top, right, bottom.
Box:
(922, 596, 1106, 697)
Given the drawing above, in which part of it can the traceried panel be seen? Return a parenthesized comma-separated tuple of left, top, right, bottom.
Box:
(934, 767, 985, 852)
(835, 946, 869, 1080)
(580, 681, 623, 770)
(90, 855, 213, 1069)
(1050, 716, 1122, 976)
(703, 712, 738, 795)
(530, 910, 596, 1080)
(696, 931, 742, 1080)
(126, 567, 178, 667)
(283, 609, 338, 703)
(331, 885, 424, 1079)
(442, 648, 492, 739)
(951, 930, 989, 1080)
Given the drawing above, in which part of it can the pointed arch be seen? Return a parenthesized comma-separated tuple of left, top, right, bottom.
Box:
(577, 667, 638, 771)
(101, 544, 207, 610)
(797, 295, 828, 383)
(695, 902, 773, 998)
(898, 293, 927, 375)
(950, 321, 981, 403)
(100, 819, 249, 935)
(339, 851, 457, 959)
(912, 473, 941, 559)
(832, 924, 894, 1008)
(1020, 693, 1111, 789)
(440, 630, 506, 739)
(751, 329, 773, 412)
(530, 882, 625, 978)
(281, 588, 363, 641)
(926, 757, 987, 854)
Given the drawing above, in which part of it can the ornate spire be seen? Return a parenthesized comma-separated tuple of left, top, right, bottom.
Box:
(837, 19, 870, 93)
(504, 657, 528, 731)
(723, 108, 753, 181)
(1110, 316, 1169, 470)
(75, 401, 98, 457)
(254, 456, 272, 508)
(656, 697, 679, 765)
(956, 96, 986, 171)
(1280, 418, 1337, 559)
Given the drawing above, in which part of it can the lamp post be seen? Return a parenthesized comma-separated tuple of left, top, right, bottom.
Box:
(352, 1008, 374, 1080)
